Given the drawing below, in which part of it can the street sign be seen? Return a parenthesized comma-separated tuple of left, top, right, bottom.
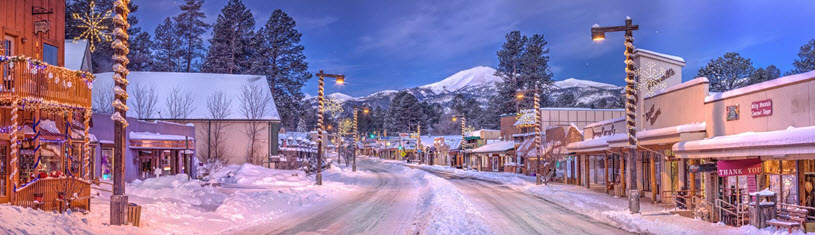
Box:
(400, 151, 406, 157)
(689, 163, 717, 173)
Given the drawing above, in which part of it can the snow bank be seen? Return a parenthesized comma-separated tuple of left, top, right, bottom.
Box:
(406, 167, 491, 234)
(0, 205, 142, 235)
(129, 174, 226, 207)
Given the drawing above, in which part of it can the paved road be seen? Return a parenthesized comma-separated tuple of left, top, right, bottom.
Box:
(415, 166, 633, 235)
(231, 159, 418, 235)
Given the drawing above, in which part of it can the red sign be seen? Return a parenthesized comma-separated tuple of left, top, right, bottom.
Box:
(751, 99, 772, 118)
(717, 159, 762, 177)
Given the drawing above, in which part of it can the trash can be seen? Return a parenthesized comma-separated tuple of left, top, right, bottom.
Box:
(127, 203, 142, 227)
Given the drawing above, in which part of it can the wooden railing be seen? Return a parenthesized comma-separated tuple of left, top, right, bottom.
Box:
(0, 56, 93, 108)
(716, 198, 749, 227)
(13, 177, 91, 212)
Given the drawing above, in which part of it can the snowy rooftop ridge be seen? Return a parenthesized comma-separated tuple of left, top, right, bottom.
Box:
(705, 69, 815, 103)
(645, 77, 709, 99)
(634, 48, 686, 64)
(93, 72, 280, 120)
(419, 66, 500, 93)
(553, 78, 619, 90)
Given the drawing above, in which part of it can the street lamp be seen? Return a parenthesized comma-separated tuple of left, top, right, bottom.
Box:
(452, 114, 466, 168)
(591, 16, 640, 214)
(352, 105, 370, 172)
(315, 70, 346, 186)
(517, 89, 542, 185)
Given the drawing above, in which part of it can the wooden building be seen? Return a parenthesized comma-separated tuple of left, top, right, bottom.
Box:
(0, 0, 94, 212)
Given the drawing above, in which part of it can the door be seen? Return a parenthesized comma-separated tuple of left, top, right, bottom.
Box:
(0, 145, 8, 203)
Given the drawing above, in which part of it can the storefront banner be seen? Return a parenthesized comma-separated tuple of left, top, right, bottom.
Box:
(717, 159, 762, 177)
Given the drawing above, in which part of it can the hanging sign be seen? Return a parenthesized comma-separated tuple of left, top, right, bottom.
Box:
(716, 159, 762, 177)
(751, 99, 772, 118)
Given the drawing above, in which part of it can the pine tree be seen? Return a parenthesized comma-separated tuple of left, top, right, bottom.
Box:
(126, 1, 152, 71)
(250, 9, 312, 130)
(66, 0, 116, 72)
(173, 0, 209, 72)
(152, 17, 181, 72)
(695, 52, 755, 92)
(202, 0, 255, 74)
(790, 39, 815, 75)
(749, 65, 780, 85)
(385, 91, 425, 133)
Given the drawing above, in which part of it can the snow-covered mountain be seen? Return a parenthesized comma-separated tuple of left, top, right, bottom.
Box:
(419, 66, 500, 93)
(308, 66, 623, 115)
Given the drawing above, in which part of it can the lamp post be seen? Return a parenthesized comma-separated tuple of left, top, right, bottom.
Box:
(352, 105, 369, 172)
(452, 115, 466, 168)
(591, 16, 640, 213)
(315, 70, 345, 186)
(516, 89, 542, 185)
(109, 0, 131, 225)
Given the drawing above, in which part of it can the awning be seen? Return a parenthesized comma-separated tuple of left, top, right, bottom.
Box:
(566, 133, 628, 153)
(129, 131, 195, 150)
(673, 126, 815, 159)
(471, 141, 515, 154)
(637, 122, 706, 146)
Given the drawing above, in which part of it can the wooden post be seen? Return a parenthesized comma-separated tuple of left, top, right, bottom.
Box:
(605, 155, 609, 194)
(651, 153, 657, 203)
(586, 155, 591, 189)
(689, 159, 697, 210)
(621, 154, 626, 197)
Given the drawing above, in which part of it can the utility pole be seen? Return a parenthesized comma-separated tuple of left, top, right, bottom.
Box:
(592, 16, 640, 214)
(110, 0, 130, 225)
(315, 70, 345, 185)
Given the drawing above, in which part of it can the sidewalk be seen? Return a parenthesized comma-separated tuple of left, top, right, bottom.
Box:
(403, 163, 803, 235)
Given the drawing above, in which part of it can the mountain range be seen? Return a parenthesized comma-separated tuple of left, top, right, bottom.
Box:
(307, 66, 624, 115)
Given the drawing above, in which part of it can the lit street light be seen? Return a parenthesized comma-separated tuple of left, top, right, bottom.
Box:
(352, 105, 370, 172)
(591, 16, 640, 214)
(451, 114, 466, 168)
(315, 70, 346, 186)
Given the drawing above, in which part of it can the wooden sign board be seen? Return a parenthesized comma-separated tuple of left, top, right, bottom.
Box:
(751, 99, 772, 118)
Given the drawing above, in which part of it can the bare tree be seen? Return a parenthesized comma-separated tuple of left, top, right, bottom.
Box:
(165, 85, 196, 119)
(200, 90, 233, 164)
(239, 84, 271, 164)
(131, 81, 159, 118)
(93, 79, 115, 114)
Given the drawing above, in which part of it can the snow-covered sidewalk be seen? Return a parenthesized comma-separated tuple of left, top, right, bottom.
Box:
(403, 163, 807, 235)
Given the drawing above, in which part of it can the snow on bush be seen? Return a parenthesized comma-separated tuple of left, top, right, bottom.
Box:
(129, 174, 227, 207)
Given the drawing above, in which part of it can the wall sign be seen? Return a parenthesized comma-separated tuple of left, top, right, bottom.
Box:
(751, 99, 773, 118)
(716, 159, 762, 177)
(644, 104, 662, 126)
(726, 105, 739, 121)
(689, 163, 717, 173)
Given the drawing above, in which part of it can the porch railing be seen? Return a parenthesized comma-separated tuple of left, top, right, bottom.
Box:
(716, 198, 750, 227)
(0, 56, 93, 108)
(13, 177, 91, 212)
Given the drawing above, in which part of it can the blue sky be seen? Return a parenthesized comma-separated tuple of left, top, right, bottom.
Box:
(135, 0, 815, 97)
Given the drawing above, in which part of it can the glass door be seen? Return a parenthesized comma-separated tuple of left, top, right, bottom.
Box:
(0, 145, 8, 203)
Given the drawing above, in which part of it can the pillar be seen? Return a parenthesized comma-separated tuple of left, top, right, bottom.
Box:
(651, 153, 657, 203)
(605, 155, 609, 194)
(586, 155, 591, 189)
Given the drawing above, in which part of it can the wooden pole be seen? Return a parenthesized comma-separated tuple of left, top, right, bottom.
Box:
(621, 154, 626, 197)
(651, 153, 657, 203)
(605, 155, 609, 194)
(586, 155, 591, 189)
(110, 0, 131, 226)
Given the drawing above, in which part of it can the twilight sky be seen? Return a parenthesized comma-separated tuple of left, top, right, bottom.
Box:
(134, 0, 815, 97)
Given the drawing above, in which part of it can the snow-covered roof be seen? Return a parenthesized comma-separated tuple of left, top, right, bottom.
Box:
(645, 77, 709, 99)
(64, 39, 88, 71)
(566, 133, 627, 153)
(554, 78, 619, 90)
(705, 70, 815, 103)
(129, 131, 192, 141)
(419, 66, 499, 93)
(93, 72, 280, 120)
(471, 141, 515, 153)
(584, 116, 625, 128)
(673, 126, 815, 158)
(541, 107, 624, 112)
(634, 48, 686, 64)
(638, 122, 706, 140)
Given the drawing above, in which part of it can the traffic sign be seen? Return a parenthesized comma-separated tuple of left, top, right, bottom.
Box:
(400, 151, 406, 157)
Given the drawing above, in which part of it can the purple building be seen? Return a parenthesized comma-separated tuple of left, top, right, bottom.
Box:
(90, 113, 196, 183)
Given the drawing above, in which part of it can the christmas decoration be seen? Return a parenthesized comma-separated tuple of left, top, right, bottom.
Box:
(71, 0, 112, 52)
(636, 61, 669, 96)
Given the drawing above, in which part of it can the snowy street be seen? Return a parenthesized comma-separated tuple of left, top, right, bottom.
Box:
(412, 166, 632, 235)
(231, 158, 420, 234)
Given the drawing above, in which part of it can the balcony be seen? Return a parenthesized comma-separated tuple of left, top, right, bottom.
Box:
(0, 56, 94, 109)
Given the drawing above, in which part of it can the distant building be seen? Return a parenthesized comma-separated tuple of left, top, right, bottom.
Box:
(92, 72, 281, 167)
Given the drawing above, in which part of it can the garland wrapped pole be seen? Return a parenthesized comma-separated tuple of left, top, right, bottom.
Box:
(8, 98, 19, 197)
(534, 92, 541, 185)
(110, 0, 130, 225)
(84, 109, 92, 179)
(591, 16, 640, 213)
(313, 70, 345, 185)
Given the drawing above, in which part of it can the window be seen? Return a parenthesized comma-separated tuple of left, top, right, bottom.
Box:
(0, 146, 7, 197)
(2, 36, 13, 90)
(101, 148, 114, 180)
(43, 44, 58, 65)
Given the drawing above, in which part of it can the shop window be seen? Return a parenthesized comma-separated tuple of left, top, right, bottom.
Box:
(101, 148, 114, 180)
(18, 153, 35, 185)
(642, 152, 652, 191)
(43, 44, 58, 65)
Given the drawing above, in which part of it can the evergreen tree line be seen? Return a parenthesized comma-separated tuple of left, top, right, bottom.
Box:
(66, 0, 312, 130)
(695, 40, 815, 92)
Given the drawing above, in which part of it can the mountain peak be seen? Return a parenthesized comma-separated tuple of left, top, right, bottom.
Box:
(327, 92, 354, 101)
(420, 66, 500, 93)
(554, 78, 619, 90)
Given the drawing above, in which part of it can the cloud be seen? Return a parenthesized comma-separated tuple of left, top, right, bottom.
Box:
(298, 16, 338, 30)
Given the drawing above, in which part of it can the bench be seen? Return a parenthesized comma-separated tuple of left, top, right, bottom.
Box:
(768, 206, 808, 233)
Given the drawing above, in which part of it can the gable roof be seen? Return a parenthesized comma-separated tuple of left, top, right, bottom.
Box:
(92, 71, 280, 120)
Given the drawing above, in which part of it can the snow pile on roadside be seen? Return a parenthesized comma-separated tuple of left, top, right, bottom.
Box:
(410, 169, 491, 235)
(0, 205, 142, 235)
(129, 174, 227, 207)
(213, 163, 310, 187)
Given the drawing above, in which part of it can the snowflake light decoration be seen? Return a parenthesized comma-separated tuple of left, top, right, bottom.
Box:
(635, 61, 669, 96)
(72, 0, 111, 52)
